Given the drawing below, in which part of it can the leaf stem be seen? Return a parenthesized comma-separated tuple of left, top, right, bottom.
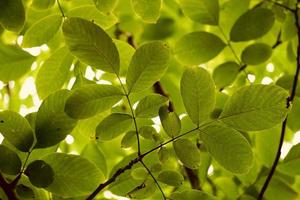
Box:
(257, 2, 300, 198)
(140, 160, 166, 200)
(56, 0, 65, 18)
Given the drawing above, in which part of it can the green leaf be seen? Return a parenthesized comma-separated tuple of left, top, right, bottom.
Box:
(157, 170, 183, 186)
(42, 153, 104, 198)
(159, 105, 181, 137)
(173, 139, 201, 169)
(67, 6, 118, 29)
(219, 84, 289, 131)
(35, 90, 78, 148)
(0, 0, 25, 32)
(81, 141, 107, 177)
(241, 43, 272, 65)
(135, 94, 168, 118)
(121, 131, 136, 148)
(25, 160, 54, 188)
(278, 143, 300, 175)
(0, 145, 22, 175)
(96, 113, 132, 141)
(65, 84, 123, 119)
(126, 41, 170, 93)
(16, 184, 34, 199)
(36, 46, 73, 99)
(175, 31, 225, 65)
(31, 0, 55, 10)
(62, 17, 120, 73)
(131, 167, 148, 180)
(131, 0, 161, 23)
(230, 8, 275, 42)
(213, 61, 240, 89)
(178, 0, 219, 25)
(93, 0, 118, 13)
(158, 147, 169, 163)
(171, 189, 217, 200)
(199, 124, 253, 173)
(0, 44, 35, 81)
(139, 126, 157, 140)
(180, 67, 216, 125)
(276, 74, 300, 97)
(22, 14, 62, 48)
(0, 111, 34, 152)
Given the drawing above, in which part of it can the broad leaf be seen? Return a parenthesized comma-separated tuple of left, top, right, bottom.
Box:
(121, 131, 136, 148)
(65, 84, 123, 119)
(173, 139, 201, 169)
(81, 141, 107, 176)
(171, 189, 217, 200)
(22, 14, 62, 48)
(213, 61, 239, 89)
(159, 105, 181, 137)
(175, 31, 225, 65)
(93, 0, 118, 13)
(62, 17, 120, 73)
(0, 0, 25, 32)
(131, 0, 161, 23)
(180, 67, 216, 125)
(0, 145, 22, 175)
(199, 124, 253, 173)
(25, 160, 54, 188)
(31, 0, 55, 10)
(219, 84, 289, 131)
(42, 153, 104, 198)
(157, 170, 184, 186)
(178, 0, 219, 25)
(67, 6, 118, 29)
(158, 147, 169, 163)
(36, 46, 73, 99)
(278, 143, 300, 175)
(241, 43, 272, 65)
(96, 113, 132, 141)
(35, 90, 78, 148)
(126, 41, 170, 93)
(135, 94, 168, 118)
(0, 44, 35, 81)
(0, 111, 34, 152)
(230, 8, 275, 42)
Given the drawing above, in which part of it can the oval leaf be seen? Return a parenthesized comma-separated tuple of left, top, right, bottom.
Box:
(22, 14, 62, 48)
(65, 84, 123, 119)
(131, 0, 161, 23)
(180, 67, 216, 125)
(0, 44, 35, 81)
(157, 170, 184, 186)
(62, 17, 120, 74)
(178, 0, 219, 25)
(173, 138, 201, 169)
(171, 189, 217, 200)
(25, 160, 54, 188)
(219, 84, 289, 131)
(0, 111, 34, 152)
(126, 41, 170, 93)
(36, 46, 73, 99)
(96, 113, 132, 141)
(241, 43, 272, 65)
(199, 124, 253, 174)
(0, 145, 22, 175)
(42, 153, 104, 198)
(175, 31, 225, 65)
(213, 61, 239, 89)
(121, 131, 136, 148)
(159, 105, 181, 137)
(0, 0, 25, 32)
(93, 0, 118, 13)
(230, 8, 275, 42)
(135, 94, 168, 118)
(35, 90, 78, 148)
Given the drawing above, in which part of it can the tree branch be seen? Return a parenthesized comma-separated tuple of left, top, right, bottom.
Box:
(257, 2, 300, 199)
(0, 173, 18, 200)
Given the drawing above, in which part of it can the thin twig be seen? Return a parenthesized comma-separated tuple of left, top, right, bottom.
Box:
(257, 2, 300, 199)
(56, 0, 65, 18)
(140, 160, 166, 200)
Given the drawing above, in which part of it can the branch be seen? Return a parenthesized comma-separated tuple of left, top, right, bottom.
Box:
(184, 167, 201, 190)
(0, 173, 18, 200)
(56, 0, 65, 18)
(257, 3, 300, 199)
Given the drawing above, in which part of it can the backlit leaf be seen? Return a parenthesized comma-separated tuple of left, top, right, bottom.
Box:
(157, 170, 183, 186)
(93, 0, 118, 13)
(0, 145, 22, 175)
(0, 0, 25, 32)
(135, 94, 168, 118)
(25, 160, 54, 188)
(131, 0, 161, 23)
(241, 43, 272, 65)
(159, 105, 181, 137)
(213, 61, 240, 89)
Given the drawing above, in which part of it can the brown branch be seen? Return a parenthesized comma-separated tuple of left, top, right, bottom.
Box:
(257, 2, 300, 199)
(184, 167, 201, 190)
(0, 173, 19, 200)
